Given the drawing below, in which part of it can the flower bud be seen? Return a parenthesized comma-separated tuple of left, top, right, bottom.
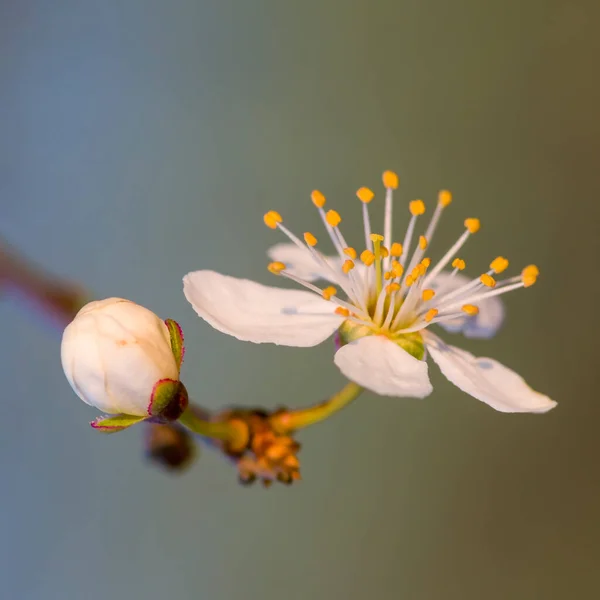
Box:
(145, 423, 197, 472)
(61, 298, 185, 421)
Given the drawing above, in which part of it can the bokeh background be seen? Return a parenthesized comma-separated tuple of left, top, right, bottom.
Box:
(1, 1, 599, 599)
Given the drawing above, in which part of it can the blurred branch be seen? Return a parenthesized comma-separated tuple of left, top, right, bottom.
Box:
(0, 238, 87, 325)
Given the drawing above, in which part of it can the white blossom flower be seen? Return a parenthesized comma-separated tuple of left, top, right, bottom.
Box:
(61, 298, 187, 431)
(184, 172, 556, 413)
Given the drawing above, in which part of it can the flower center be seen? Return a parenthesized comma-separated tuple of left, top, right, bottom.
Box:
(264, 171, 539, 342)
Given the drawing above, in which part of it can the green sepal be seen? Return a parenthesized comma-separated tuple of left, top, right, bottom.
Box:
(148, 379, 189, 421)
(165, 319, 185, 373)
(90, 413, 147, 433)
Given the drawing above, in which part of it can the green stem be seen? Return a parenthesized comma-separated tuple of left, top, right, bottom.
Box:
(271, 381, 363, 433)
(178, 406, 247, 448)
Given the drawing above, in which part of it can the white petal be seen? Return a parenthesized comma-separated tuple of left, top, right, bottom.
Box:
(183, 270, 343, 347)
(425, 332, 557, 413)
(267, 243, 340, 282)
(334, 335, 433, 398)
(430, 272, 505, 338)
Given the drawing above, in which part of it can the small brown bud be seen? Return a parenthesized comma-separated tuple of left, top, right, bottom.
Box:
(145, 423, 196, 473)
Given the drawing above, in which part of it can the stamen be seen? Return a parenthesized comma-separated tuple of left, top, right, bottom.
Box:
(271, 214, 362, 307)
(311, 190, 326, 209)
(264, 211, 283, 229)
(371, 233, 384, 296)
(344, 247, 357, 259)
(490, 256, 509, 274)
(277, 269, 369, 319)
(382, 171, 398, 271)
(422, 289, 435, 301)
(480, 273, 496, 288)
(452, 258, 466, 270)
(439, 280, 529, 313)
(409, 200, 426, 216)
(373, 287, 388, 325)
(304, 232, 318, 247)
(386, 282, 401, 295)
(522, 264, 540, 277)
(424, 308, 438, 322)
(310, 190, 346, 259)
(268, 261, 286, 274)
(326, 210, 342, 228)
(382, 170, 399, 190)
(464, 218, 481, 233)
(400, 201, 425, 268)
(357, 187, 374, 204)
(522, 265, 539, 286)
(391, 260, 404, 279)
(360, 250, 375, 266)
(322, 286, 337, 300)
(419, 235, 428, 250)
(342, 259, 355, 274)
(357, 187, 374, 252)
(335, 307, 350, 317)
(422, 190, 452, 254)
(390, 242, 403, 257)
(462, 304, 479, 315)
(438, 190, 452, 207)
(423, 220, 480, 286)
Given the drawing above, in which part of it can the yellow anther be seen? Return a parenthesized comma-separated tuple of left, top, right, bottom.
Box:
(522, 264, 540, 278)
(322, 286, 337, 300)
(420, 257, 431, 270)
(490, 256, 509, 274)
(380, 246, 389, 258)
(356, 187, 374, 204)
(480, 273, 496, 288)
(325, 209, 342, 227)
(342, 259, 355, 274)
(268, 261, 286, 274)
(370, 233, 384, 243)
(386, 282, 401, 295)
(522, 265, 539, 287)
(452, 258, 466, 270)
(304, 232, 318, 247)
(411, 265, 421, 280)
(409, 199, 426, 216)
(405, 274, 415, 287)
(438, 190, 452, 207)
(343, 247, 357, 259)
(384, 271, 393, 280)
(462, 304, 480, 316)
(391, 261, 404, 278)
(382, 170, 399, 189)
(263, 211, 282, 229)
(390, 242, 403, 257)
(360, 250, 375, 266)
(335, 307, 350, 317)
(311, 190, 326, 208)
(422, 289, 436, 301)
(464, 218, 481, 234)
(419, 235, 428, 250)
(424, 308, 439, 322)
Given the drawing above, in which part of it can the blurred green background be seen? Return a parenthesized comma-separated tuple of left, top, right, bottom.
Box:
(1, 1, 599, 598)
